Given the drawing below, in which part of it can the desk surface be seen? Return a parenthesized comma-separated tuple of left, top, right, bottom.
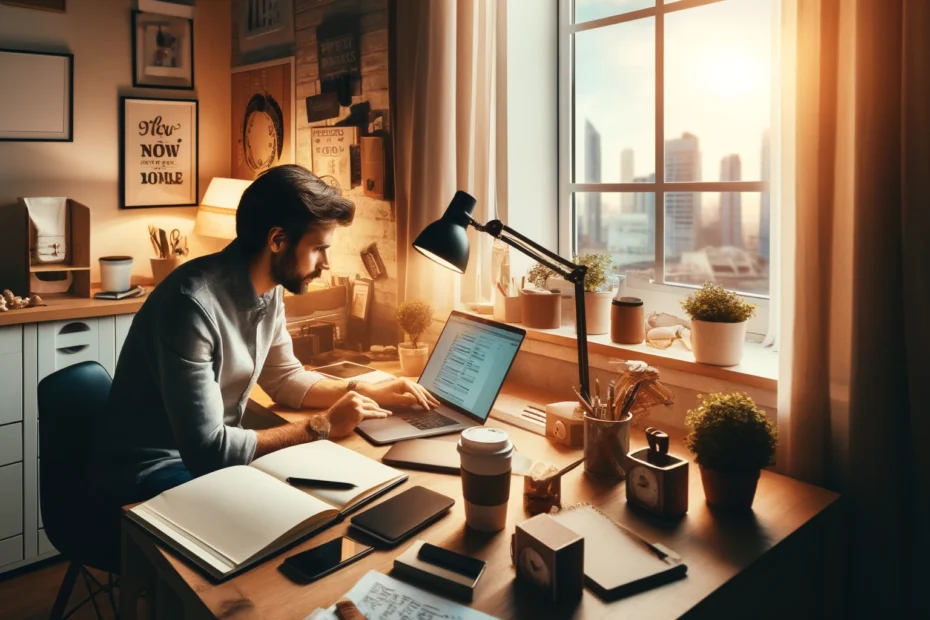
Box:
(124, 367, 840, 620)
(0, 289, 147, 327)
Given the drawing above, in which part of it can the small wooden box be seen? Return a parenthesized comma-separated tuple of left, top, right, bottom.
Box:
(0, 198, 91, 298)
(513, 514, 584, 602)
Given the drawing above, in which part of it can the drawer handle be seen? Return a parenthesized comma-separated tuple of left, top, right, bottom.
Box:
(57, 344, 89, 354)
(58, 322, 91, 336)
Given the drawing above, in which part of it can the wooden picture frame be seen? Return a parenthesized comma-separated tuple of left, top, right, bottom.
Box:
(350, 278, 373, 321)
(238, 0, 294, 58)
(0, 49, 73, 142)
(131, 10, 194, 90)
(231, 57, 295, 180)
(137, 0, 195, 19)
(0, 0, 65, 11)
(120, 97, 199, 209)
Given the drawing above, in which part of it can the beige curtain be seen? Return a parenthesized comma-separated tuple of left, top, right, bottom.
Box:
(779, 0, 930, 613)
(394, 0, 499, 312)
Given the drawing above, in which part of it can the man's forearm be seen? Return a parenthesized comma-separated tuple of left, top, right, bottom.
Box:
(254, 421, 313, 458)
(300, 378, 350, 408)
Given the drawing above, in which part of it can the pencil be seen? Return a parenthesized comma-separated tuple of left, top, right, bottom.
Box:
(572, 386, 593, 416)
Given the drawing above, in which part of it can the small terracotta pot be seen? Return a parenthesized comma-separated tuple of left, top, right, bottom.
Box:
(398, 342, 429, 377)
(151, 257, 183, 286)
(699, 466, 760, 512)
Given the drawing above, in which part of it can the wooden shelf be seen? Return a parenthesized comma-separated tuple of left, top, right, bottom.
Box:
(28, 264, 91, 273)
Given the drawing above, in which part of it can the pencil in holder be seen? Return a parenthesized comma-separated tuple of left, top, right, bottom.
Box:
(583, 413, 632, 481)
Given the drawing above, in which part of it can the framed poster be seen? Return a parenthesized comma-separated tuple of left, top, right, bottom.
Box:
(0, 0, 65, 11)
(350, 278, 372, 321)
(137, 0, 195, 19)
(231, 57, 295, 180)
(120, 97, 199, 209)
(238, 0, 294, 57)
(0, 49, 72, 141)
(131, 11, 194, 89)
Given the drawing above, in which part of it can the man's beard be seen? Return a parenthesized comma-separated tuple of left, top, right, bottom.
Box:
(270, 247, 322, 294)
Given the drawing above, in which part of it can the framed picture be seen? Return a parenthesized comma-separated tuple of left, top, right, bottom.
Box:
(138, 0, 195, 19)
(0, 0, 65, 11)
(0, 49, 72, 141)
(120, 97, 199, 209)
(238, 0, 294, 57)
(131, 10, 194, 90)
(231, 57, 295, 180)
(350, 278, 373, 321)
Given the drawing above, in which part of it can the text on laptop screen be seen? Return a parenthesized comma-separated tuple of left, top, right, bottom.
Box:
(417, 315, 524, 421)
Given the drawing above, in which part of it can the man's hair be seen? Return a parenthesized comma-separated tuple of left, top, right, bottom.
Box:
(236, 165, 355, 254)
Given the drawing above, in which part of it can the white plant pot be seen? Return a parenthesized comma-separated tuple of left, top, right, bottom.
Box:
(398, 342, 429, 377)
(99, 256, 133, 293)
(690, 319, 748, 366)
(583, 291, 613, 335)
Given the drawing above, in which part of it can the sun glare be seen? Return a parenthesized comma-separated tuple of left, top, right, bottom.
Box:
(694, 47, 766, 98)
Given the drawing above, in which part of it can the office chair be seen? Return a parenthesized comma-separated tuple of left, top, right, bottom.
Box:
(38, 361, 120, 620)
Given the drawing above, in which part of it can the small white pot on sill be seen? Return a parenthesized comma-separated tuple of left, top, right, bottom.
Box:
(690, 319, 748, 366)
(583, 291, 613, 335)
(398, 342, 429, 377)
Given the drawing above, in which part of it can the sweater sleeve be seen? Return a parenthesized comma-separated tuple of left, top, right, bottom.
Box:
(153, 294, 257, 476)
(256, 294, 325, 408)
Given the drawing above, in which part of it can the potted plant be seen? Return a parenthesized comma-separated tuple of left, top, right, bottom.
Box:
(527, 262, 555, 290)
(686, 392, 777, 511)
(574, 252, 614, 335)
(396, 299, 434, 377)
(680, 282, 757, 366)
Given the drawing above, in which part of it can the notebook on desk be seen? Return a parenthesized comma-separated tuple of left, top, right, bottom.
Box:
(126, 441, 407, 580)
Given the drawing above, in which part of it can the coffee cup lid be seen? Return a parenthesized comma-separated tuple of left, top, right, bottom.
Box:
(459, 427, 512, 455)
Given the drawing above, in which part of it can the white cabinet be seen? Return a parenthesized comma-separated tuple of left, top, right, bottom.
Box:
(0, 463, 23, 541)
(115, 313, 134, 361)
(0, 326, 23, 426)
(38, 317, 116, 381)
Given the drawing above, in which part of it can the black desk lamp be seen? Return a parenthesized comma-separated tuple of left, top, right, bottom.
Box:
(412, 190, 592, 401)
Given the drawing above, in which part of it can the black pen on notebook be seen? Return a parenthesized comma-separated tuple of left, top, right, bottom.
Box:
(286, 477, 357, 490)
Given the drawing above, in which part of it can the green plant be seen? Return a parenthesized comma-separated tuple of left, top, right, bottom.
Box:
(527, 262, 555, 289)
(686, 392, 777, 472)
(395, 299, 433, 347)
(680, 282, 758, 323)
(573, 252, 613, 293)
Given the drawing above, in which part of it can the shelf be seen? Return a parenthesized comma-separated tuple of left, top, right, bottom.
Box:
(28, 265, 90, 273)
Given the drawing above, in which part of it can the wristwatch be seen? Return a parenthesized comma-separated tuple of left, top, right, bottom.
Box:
(307, 415, 330, 442)
(346, 380, 359, 393)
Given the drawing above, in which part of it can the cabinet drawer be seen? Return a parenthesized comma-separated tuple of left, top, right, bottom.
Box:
(37, 458, 42, 528)
(38, 318, 115, 381)
(0, 351, 23, 425)
(0, 463, 23, 540)
(0, 326, 21, 355)
(38, 529, 56, 556)
(0, 423, 22, 467)
(0, 535, 23, 568)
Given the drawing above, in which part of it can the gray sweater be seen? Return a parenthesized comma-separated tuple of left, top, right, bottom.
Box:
(94, 241, 323, 492)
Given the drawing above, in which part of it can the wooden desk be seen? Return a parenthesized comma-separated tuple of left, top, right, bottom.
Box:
(120, 370, 842, 619)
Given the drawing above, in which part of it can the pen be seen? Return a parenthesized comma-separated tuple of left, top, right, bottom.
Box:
(286, 477, 357, 490)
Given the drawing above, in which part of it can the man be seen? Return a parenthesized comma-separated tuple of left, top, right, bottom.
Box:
(94, 165, 438, 504)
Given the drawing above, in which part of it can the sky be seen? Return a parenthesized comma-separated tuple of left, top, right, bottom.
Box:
(572, 0, 775, 237)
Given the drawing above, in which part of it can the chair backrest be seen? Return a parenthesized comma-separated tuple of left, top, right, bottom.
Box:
(37, 361, 112, 554)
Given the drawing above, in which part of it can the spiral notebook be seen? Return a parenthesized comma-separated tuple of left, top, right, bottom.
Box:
(550, 503, 687, 600)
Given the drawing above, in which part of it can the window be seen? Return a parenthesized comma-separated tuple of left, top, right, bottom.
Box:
(560, 0, 777, 299)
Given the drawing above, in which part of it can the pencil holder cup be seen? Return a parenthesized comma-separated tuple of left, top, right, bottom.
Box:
(521, 292, 561, 329)
(583, 413, 632, 481)
(493, 294, 523, 323)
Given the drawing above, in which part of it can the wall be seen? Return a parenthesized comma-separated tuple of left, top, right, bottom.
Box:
(233, 0, 397, 343)
(0, 0, 231, 284)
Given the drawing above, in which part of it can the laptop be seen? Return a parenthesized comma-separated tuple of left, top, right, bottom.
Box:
(356, 311, 526, 445)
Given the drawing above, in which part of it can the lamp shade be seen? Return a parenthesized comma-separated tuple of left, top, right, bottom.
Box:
(193, 177, 252, 239)
(412, 191, 478, 273)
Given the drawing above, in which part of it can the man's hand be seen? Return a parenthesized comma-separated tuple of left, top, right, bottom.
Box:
(325, 391, 392, 438)
(357, 378, 441, 410)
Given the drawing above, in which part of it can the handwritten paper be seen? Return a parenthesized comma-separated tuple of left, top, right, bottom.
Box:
(304, 570, 498, 620)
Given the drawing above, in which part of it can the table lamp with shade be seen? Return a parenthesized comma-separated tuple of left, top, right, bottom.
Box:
(412, 190, 592, 401)
(193, 177, 252, 240)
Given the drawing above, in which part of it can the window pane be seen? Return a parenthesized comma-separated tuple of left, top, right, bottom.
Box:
(664, 0, 772, 182)
(574, 192, 656, 283)
(575, 0, 655, 24)
(574, 18, 655, 183)
(664, 191, 771, 296)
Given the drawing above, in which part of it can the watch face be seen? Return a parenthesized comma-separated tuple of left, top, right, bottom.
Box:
(630, 466, 660, 509)
(519, 547, 551, 590)
(553, 420, 567, 440)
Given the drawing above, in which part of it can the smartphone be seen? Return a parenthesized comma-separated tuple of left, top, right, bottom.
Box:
(282, 537, 374, 583)
(349, 486, 455, 546)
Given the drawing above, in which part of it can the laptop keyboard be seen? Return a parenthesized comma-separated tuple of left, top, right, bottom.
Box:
(398, 410, 459, 430)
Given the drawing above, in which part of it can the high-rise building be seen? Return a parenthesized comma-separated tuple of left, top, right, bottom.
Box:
(719, 154, 743, 248)
(759, 132, 771, 261)
(584, 120, 602, 244)
(665, 133, 702, 256)
(633, 173, 656, 254)
(621, 148, 635, 213)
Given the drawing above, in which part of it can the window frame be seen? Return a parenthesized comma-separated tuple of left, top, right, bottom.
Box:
(557, 0, 775, 329)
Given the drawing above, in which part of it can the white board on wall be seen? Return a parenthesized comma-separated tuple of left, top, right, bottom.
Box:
(0, 49, 72, 141)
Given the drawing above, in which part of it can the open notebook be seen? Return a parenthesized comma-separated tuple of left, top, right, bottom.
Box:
(127, 441, 407, 580)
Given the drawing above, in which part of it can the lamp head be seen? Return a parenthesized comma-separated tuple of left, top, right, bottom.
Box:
(412, 191, 477, 274)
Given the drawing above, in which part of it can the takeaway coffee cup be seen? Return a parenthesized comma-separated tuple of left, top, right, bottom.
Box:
(457, 426, 514, 532)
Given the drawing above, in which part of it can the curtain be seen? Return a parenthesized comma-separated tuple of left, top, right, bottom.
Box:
(394, 0, 500, 313)
(778, 0, 930, 614)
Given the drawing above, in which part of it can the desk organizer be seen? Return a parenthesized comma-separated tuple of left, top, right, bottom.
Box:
(583, 413, 631, 481)
(521, 291, 561, 329)
(493, 294, 523, 323)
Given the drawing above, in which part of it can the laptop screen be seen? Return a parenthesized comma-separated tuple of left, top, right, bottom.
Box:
(417, 312, 526, 422)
